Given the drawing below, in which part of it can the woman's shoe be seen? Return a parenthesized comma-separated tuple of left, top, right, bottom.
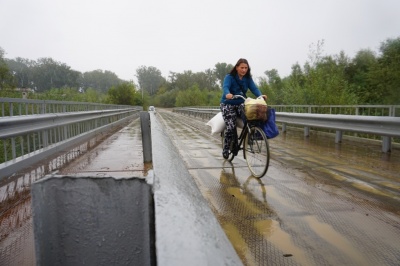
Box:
(222, 150, 229, 159)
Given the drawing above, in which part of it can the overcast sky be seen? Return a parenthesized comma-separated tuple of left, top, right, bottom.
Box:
(1, 0, 399, 83)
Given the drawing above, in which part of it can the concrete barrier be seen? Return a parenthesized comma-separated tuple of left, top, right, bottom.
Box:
(31, 176, 155, 266)
(150, 112, 243, 265)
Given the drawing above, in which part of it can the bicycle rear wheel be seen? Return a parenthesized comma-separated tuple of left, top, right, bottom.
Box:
(243, 126, 269, 178)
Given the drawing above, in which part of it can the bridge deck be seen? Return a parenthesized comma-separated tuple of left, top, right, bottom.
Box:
(1, 110, 400, 266)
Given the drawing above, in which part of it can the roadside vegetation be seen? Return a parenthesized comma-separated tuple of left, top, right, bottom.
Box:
(1, 36, 399, 108)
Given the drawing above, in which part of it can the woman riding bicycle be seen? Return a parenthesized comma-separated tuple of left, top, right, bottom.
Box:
(220, 58, 267, 159)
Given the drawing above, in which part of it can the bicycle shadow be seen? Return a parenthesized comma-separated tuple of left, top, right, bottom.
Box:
(220, 160, 267, 203)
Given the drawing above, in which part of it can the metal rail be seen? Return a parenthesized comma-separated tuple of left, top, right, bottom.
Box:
(0, 97, 137, 117)
(188, 104, 400, 116)
(173, 107, 400, 153)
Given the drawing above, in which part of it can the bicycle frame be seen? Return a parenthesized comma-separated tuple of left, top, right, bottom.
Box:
(236, 120, 254, 153)
(227, 118, 260, 158)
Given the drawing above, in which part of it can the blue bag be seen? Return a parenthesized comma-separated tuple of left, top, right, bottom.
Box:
(262, 107, 279, 139)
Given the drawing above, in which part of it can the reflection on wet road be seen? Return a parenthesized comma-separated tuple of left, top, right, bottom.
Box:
(157, 109, 400, 266)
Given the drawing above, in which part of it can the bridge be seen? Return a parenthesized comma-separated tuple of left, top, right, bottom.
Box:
(0, 99, 399, 265)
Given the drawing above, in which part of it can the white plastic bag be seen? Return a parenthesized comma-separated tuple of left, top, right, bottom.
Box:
(206, 112, 225, 135)
(206, 112, 244, 135)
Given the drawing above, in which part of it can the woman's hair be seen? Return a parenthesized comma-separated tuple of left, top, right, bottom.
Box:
(229, 58, 252, 77)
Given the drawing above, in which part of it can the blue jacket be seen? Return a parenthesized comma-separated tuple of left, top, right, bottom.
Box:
(220, 74, 262, 105)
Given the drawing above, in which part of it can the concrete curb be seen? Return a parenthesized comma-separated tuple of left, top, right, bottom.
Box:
(150, 112, 243, 265)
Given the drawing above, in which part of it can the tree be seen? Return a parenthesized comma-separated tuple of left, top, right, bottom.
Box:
(259, 69, 283, 104)
(281, 63, 306, 104)
(135, 66, 165, 96)
(303, 53, 357, 105)
(172, 70, 194, 91)
(214, 62, 233, 87)
(368, 37, 400, 104)
(107, 82, 141, 105)
(6, 57, 35, 88)
(205, 68, 218, 90)
(154, 88, 178, 108)
(189, 71, 218, 91)
(30, 58, 80, 91)
(0, 47, 15, 90)
(79, 69, 122, 93)
(175, 85, 207, 107)
(280, 41, 358, 105)
(346, 49, 378, 103)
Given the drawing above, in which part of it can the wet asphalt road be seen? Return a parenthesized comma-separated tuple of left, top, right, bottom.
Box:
(156, 109, 400, 266)
(1, 109, 399, 266)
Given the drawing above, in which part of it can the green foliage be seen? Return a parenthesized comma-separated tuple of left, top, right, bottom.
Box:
(175, 85, 207, 107)
(6, 57, 35, 88)
(32, 87, 79, 101)
(4, 51, 124, 94)
(214, 62, 233, 87)
(84, 88, 107, 103)
(80, 70, 124, 93)
(0, 47, 15, 89)
(107, 82, 141, 105)
(368, 38, 400, 104)
(0, 89, 21, 98)
(172, 70, 194, 91)
(30, 58, 80, 92)
(136, 66, 165, 96)
(280, 63, 306, 104)
(27, 87, 106, 103)
(153, 88, 178, 108)
(191, 71, 219, 91)
(273, 44, 358, 105)
(204, 69, 220, 91)
(206, 90, 222, 106)
(258, 69, 283, 105)
(346, 49, 378, 103)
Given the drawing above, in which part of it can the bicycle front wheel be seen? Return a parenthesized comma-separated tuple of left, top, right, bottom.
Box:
(243, 126, 270, 178)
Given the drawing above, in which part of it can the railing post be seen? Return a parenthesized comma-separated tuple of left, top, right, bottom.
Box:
(282, 123, 287, 133)
(304, 126, 310, 137)
(335, 130, 343, 143)
(140, 111, 152, 163)
(382, 136, 391, 153)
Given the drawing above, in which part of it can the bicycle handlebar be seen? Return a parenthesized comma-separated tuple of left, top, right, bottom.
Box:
(231, 95, 246, 100)
(230, 95, 265, 101)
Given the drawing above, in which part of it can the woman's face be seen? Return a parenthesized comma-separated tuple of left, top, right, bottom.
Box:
(236, 63, 248, 78)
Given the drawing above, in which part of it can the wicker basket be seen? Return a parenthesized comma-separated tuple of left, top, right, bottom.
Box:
(244, 98, 267, 121)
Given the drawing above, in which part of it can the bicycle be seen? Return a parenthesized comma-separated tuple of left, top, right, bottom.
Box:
(221, 95, 270, 178)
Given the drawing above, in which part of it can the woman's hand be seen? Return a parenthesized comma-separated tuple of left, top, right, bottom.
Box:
(262, 95, 268, 100)
(226, 93, 233, 100)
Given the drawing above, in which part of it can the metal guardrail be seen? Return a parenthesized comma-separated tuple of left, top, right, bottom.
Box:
(0, 97, 137, 117)
(173, 107, 400, 153)
(188, 104, 400, 116)
(272, 105, 400, 116)
(0, 104, 142, 180)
